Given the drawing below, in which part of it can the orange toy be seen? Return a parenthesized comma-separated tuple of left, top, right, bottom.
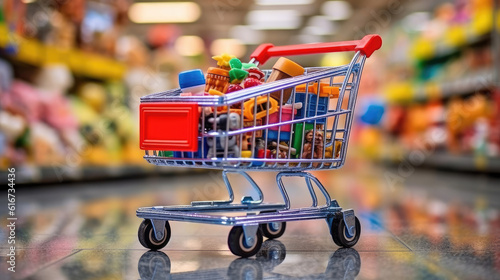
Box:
(205, 67, 230, 93)
(267, 57, 305, 103)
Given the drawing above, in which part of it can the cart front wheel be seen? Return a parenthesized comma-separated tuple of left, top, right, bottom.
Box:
(138, 219, 171, 251)
(228, 226, 263, 258)
(331, 216, 361, 248)
(260, 222, 286, 239)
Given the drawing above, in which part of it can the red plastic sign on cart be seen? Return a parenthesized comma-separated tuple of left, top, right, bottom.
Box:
(140, 103, 199, 151)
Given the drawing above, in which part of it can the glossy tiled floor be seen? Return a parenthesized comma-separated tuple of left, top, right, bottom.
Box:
(1, 164, 500, 280)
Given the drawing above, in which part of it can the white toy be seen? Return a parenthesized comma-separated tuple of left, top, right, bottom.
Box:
(206, 113, 240, 158)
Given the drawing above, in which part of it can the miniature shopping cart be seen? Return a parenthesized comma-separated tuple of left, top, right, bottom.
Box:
(137, 35, 382, 257)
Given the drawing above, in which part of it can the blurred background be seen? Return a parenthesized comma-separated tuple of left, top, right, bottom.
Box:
(0, 0, 499, 180)
(0, 0, 499, 182)
(0, 0, 500, 279)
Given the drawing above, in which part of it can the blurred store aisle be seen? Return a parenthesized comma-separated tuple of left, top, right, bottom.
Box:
(1, 164, 499, 280)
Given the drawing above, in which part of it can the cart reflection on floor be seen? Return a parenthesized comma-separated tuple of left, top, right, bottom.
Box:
(137, 240, 361, 280)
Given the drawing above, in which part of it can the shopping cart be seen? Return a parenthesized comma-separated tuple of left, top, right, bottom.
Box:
(137, 35, 382, 257)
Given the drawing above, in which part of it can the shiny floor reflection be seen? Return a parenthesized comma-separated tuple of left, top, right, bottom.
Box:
(137, 242, 361, 280)
(1, 165, 500, 279)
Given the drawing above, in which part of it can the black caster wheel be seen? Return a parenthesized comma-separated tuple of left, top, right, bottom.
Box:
(228, 258, 263, 280)
(228, 226, 263, 258)
(256, 240, 286, 271)
(325, 248, 361, 279)
(330, 216, 361, 248)
(260, 222, 286, 239)
(138, 251, 171, 280)
(138, 219, 171, 251)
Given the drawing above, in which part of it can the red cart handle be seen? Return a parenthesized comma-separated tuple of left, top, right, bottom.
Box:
(250, 34, 382, 65)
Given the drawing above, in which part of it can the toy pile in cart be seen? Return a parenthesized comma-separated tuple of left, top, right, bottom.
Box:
(139, 35, 382, 169)
(139, 49, 365, 170)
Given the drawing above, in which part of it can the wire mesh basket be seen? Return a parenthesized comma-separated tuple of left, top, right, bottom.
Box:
(140, 35, 382, 171)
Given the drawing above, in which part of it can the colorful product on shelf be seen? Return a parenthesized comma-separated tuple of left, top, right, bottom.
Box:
(360, 102, 385, 125)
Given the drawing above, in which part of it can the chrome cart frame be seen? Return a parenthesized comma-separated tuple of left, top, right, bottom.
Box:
(137, 35, 382, 257)
(137, 171, 356, 247)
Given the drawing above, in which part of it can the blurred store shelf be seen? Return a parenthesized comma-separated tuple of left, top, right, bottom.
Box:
(423, 152, 500, 173)
(437, 69, 494, 98)
(410, 11, 498, 61)
(386, 68, 494, 103)
(411, 31, 488, 61)
(383, 152, 500, 174)
(0, 25, 126, 80)
(0, 165, 191, 184)
(377, 2, 500, 175)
